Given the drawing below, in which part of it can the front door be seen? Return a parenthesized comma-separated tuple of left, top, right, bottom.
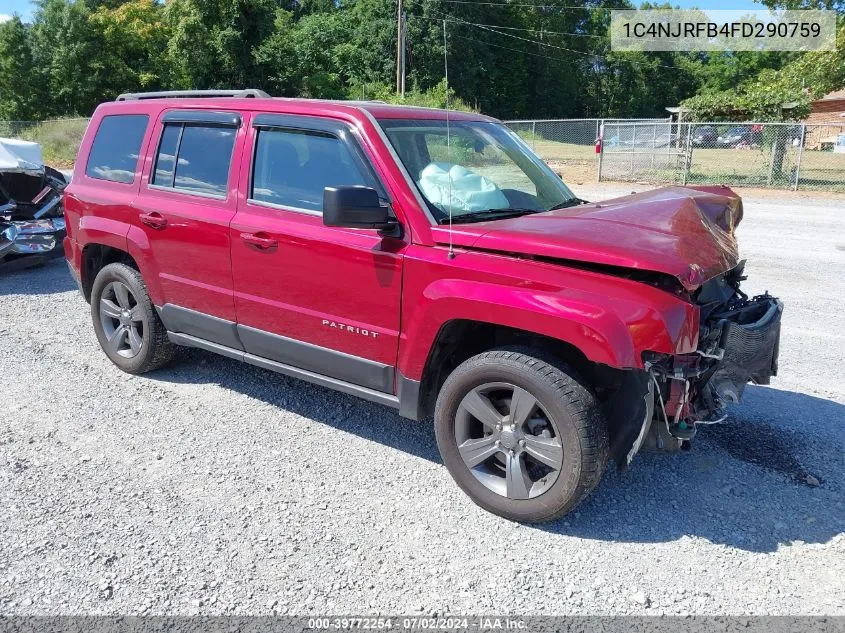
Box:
(230, 115, 406, 393)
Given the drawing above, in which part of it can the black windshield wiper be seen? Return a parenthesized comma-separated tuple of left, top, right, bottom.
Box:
(549, 198, 586, 210)
(439, 208, 542, 225)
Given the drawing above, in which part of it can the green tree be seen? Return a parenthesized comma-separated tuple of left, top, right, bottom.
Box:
(0, 16, 44, 119)
(164, 0, 277, 90)
(253, 8, 300, 96)
(89, 0, 171, 94)
(3, 0, 815, 121)
(290, 10, 352, 98)
(30, 0, 111, 116)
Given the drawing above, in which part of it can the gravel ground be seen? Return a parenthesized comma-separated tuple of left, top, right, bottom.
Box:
(0, 184, 843, 615)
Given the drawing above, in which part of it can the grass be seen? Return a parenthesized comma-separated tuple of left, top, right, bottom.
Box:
(5, 118, 89, 168)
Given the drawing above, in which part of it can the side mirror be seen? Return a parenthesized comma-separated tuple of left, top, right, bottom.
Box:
(323, 186, 395, 231)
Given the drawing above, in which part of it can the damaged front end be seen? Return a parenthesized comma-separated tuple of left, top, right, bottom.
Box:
(609, 261, 782, 466)
(645, 261, 782, 451)
(0, 138, 67, 272)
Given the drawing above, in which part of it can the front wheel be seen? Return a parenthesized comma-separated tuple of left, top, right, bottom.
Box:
(434, 348, 608, 522)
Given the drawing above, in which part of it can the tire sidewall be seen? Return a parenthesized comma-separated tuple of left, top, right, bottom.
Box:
(435, 355, 593, 522)
(90, 263, 155, 374)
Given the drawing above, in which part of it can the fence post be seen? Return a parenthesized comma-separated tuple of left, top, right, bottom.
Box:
(793, 122, 806, 191)
(531, 120, 537, 151)
(651, 124, 657, 169)
(631, 122, 636, 175)
(768, 124, 789, 187)
(682, 123, 692, 185)
(596, 119, 604, 182)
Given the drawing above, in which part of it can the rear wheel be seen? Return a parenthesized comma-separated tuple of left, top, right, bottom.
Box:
(434, 347, 608, 522)
(90, 262, 176, 374)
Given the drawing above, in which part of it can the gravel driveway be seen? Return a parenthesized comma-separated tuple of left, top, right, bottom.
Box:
(1, 185, 843, 615)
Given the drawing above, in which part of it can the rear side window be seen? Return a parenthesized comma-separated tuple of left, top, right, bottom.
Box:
(85, 114, 149, 184)
(151, 124, 236, 198)
(250, 128, 370, 212)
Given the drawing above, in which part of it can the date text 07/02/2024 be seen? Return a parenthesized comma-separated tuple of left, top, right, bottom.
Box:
(308, 617, 528, 630)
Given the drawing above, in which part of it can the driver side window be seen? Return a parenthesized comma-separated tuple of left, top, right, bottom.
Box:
(250, 128, 371, 213)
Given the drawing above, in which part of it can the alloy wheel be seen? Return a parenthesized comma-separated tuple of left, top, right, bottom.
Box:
(98, 281, 144, 358)
(454, 382, 564, 500)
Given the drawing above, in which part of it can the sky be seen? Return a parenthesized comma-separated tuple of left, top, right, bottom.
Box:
(0, 0, 767, 23)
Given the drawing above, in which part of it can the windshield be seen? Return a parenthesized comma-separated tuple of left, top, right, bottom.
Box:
(377, 118, 578, 223)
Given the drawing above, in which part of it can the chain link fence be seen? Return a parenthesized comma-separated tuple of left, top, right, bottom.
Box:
(2, 116, 844, 192)
(507, 118, 845, 192)
(680, 121, 840, 191)
(598, 120, 686, 183)
(507, 118, 669, 185)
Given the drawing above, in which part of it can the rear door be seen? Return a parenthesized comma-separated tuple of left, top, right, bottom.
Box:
(230, 114, 406, 393)
(133, 110, 245, 347)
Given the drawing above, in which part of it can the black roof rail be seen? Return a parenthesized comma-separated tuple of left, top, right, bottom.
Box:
(116, 89, 270, 101)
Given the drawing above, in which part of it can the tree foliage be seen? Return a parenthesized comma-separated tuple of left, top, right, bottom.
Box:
(0, 0, 839, 122)
(0, 16, 42, 119)
(680, 0, 845, 121)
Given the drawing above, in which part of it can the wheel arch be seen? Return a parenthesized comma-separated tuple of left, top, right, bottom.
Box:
(407, 319, 629, 421)
(80, 243, 139, 302)
(396, 272, 699, 422)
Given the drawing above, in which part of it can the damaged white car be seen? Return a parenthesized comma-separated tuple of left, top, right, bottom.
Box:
(0, 138, 68, 272)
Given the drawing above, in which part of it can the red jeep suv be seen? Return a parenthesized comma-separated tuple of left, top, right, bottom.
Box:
(64, 89, 782, 522)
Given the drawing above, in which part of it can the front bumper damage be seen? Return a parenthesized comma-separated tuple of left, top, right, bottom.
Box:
(700, 296, 782, 411)
(612, 262, 782, 466)
(646, 263, 782, 451)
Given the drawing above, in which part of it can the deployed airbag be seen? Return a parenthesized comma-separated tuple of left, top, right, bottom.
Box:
(418, 162, 509, 215)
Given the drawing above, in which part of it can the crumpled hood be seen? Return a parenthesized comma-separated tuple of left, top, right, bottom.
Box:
(441, 186, 742, 291)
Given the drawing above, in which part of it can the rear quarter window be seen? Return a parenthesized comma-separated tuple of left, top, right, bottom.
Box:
(85, 114, 149, 184)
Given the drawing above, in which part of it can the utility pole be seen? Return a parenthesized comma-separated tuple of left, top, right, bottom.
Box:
(396, 0, 404, 96)
(400, 11, 407, 98)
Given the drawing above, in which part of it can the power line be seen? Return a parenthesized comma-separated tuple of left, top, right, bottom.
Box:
(451, 17, 687, 69)
(469, 22, 606, 38)
(443, 0, 615, 10)
(414, 14, 607, 38)
(450, 32, 591, 64)
(411, 11, 689, 71)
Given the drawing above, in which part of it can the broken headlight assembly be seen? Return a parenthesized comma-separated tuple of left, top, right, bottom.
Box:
(643, 262, 783, 448)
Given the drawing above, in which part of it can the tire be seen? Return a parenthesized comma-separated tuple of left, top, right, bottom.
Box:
(90, 262, 176, 374)
(434, 347, 609, 522)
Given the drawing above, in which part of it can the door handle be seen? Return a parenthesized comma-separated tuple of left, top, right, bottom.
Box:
(139, 211, 167, 230)
(240, 232, 278, 250)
